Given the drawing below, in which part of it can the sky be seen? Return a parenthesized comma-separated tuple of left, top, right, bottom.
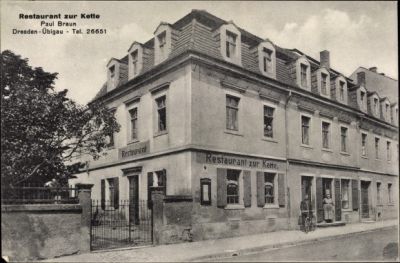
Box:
(1, 1, 397, 105)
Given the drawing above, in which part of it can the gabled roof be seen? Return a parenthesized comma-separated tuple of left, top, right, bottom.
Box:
(127, 41, 143, 52)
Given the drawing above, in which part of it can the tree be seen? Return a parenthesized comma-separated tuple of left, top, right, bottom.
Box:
(1, 50, 120, 187)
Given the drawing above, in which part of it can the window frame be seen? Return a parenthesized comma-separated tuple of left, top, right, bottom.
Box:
(301, 114, 312, 146)
(226, 169, 241, 205)
(321, 120, 332, 150)
(226, 94, 240, 132)
(386, 140, 391, 162)
(340, 125, 348, 153)
(200, 178, 211, 206)
(374, 136, 380, 160)
(388, 183, 393, 204)
(225, 30, 237, 59)
(376, 181, 382, 205)
(155, 95, 167, 134)
(300, 63, 308, 88)
(320, 72, 328, 96)
(264, 172, 277, 206)
(129, 107, 138, 142)
(339, 81, 345, 101)
(263, 104, 275, 139)
(361, 132, 368, 157)
(130, 50, 138, 76)
(107, 108, 117, 148)
(340, 179, 351, 210)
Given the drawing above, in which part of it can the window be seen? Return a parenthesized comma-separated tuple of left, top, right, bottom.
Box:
(387, 141, 391, 161)
(385, 104, 390, 120)
(109, 65, 115, 79)
(341, 180, 350, 209)
(340, 127, 348, 152)
(321, 72, 328, 95)
(301, 116, 310, 145)
(322, 121, 330, 149)
(360, 91, 365, 105)
(226, 169, 240, 204)
(375, 137, 380, 159)
(263, 106, 274, 138)
(339, 81, 345, 101)
(377, 182, 382, 205)
(157, 31, 167, 60)
(262, 48, 273, 73)
(226, 31, 237, 58)
(373, 98, 379, 115)
(226, 95, 239, 131)
(129, 108, 138, 141)
(361, 133, 367, 156)
(107, 178, 119, 209)
(131, 50, 138, 76)
(300, 64, 308, 87)
(264, 173, 275, 204)
(388, 183, 393, 203)
(156, 96, 167, 132)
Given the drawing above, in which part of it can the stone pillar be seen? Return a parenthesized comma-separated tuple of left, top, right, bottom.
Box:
(151, 190, 165, 245)
(75, 183, 93, 252)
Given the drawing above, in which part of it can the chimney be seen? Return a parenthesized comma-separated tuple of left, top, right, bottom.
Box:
(357, 71, 366, 86)
(369, 67, 377, 73)
(320, 50, 330, 69)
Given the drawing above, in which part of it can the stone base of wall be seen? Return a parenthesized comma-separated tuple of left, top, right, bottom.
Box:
(191, 218, 289, 241)
(1, 204, 88, 262)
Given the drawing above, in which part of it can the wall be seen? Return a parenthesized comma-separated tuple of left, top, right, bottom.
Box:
(189, 150, 289, 241)
(2, 204, 88, 261)
(191, 63, 287, 159)
(70, 151, 192, 201)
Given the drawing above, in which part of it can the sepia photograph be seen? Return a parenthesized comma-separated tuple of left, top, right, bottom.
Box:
(1, 1, 398, 262)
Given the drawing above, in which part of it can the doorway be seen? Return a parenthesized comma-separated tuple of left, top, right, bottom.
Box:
(129, 175, 139, 224)
(361, 181, 370, 219)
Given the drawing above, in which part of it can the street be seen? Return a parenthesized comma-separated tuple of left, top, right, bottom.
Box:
(211, 226, 399, 262)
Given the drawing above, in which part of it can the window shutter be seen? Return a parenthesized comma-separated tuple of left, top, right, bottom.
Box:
(352, 179, 359, 210)
(334, 178, 341, 221)
(101, 179, 105, 210)
(147, 172, 153, 209)
(114, 177, 119, 209)
(278, 173, 285, 207)
(316, 177, 323, 223)
(243, 171, 251, 207)
(257, 171, 265, 207)
(162, 170, 167, 195)
(217, 168, 227, 208)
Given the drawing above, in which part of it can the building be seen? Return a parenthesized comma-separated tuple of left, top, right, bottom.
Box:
(70, 10, 399, 242)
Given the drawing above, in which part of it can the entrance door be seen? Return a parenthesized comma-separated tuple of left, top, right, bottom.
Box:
(129, 176, 139, 224)
(361, 181, 370, 218)
(301, 176, 313, 201)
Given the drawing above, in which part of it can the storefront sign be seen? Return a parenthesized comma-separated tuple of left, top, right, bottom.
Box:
(118, 141, 149, 160)
(197, 152, 279, 170)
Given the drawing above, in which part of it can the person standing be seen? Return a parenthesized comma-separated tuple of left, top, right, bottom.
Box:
(323, 190, 334, 223)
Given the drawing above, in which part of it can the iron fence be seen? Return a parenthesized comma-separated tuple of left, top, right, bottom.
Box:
(91, 199, 152, 250)
(1, 184, 79, 204)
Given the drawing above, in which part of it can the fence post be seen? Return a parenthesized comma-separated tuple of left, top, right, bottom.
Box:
(151, 190, 165, 245)
(75, 183, 94, 252)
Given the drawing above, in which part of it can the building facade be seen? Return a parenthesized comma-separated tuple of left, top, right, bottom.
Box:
(70, 10, 399, 241)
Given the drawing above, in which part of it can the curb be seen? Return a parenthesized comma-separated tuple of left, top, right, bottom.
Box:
(190, 224, 397, 262)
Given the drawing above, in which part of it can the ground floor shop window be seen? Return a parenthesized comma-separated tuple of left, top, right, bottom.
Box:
(377, 182, 382, 205)
(264, 173, 275, 204)
(100, 177, 119, 209)
(200, 178, 211, 206)
(341, 179, 350, 209)
(227, 169, 240, 204)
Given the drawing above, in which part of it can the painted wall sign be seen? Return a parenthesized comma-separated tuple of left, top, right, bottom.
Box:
(196, 152, 279, 170)
(118, 141, 149, 160)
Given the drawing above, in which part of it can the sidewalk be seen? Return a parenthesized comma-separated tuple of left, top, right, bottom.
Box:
(44, 219, 397, 262)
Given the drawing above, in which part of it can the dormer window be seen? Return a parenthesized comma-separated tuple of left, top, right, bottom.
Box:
(339, 81, 345, 101)
(226, 31, 237, 58)
(154, 23, 172, 65)
(373, 98, 378, 116)
(300, 64, 308, 87)
(158, 31, 167, 57)
(131, 50, 138, 76)
(332, 76, 347, 104)
(360, 91, 365, 104)
(258, 41, 276, 79)
(217, 23, 241, 66)
(109, 65, 115, 79)
(385, 103, 390, 120)
(321, 73, 328, 95)
(127, 42, 144, 80)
